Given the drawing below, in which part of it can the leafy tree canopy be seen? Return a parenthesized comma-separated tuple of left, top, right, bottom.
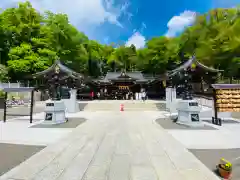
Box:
(0, 2, 239, 81)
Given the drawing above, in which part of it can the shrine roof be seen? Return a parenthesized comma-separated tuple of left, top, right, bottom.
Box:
(32, 60, 83, 79)
(90, 71, 167, 85)
(105, 71, 145, 81)
(168, 56, 223, 77)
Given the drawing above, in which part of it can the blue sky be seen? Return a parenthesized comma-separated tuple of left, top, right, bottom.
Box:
(0, 0, 240, 48)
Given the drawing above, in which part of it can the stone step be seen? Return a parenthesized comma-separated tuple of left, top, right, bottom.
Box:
(83, 107, 159, 109)
(80, 102, 166, 112)
(82, 102, 166, 111)
(84, 103, 165, 107)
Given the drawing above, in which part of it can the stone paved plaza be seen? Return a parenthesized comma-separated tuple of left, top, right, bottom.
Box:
(0, 102, 220, 180)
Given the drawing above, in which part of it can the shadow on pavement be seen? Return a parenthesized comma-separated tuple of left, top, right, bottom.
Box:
(156, 118, 217, 130)
(31, 117, 87, 128)
(78, 102, 88, 111)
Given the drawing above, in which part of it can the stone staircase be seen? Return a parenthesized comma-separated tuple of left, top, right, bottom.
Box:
(82, 101, 166, 111)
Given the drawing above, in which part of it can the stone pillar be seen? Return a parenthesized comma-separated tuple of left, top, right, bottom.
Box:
(166, 88, 171, 109)
(166, 87, 177, 111)
(65, 89, 79, 113)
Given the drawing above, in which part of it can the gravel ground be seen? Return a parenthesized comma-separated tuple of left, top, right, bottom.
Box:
(0, 106, 45, 121)
(203, 119, 240, 124)
(232, 112, 240, 119)
(156, 118, 217, 130)
(0, 102, 89, 121)
(0, 143, 45, 176)
(31, 117, 87, 128)
(190, 149, 240, 179)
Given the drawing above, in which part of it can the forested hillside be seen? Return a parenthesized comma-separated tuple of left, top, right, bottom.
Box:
(0, 1, 239, 81)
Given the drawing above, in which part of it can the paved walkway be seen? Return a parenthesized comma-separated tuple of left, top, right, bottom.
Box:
(164, 107, 240, 149)
(0, 111, 219, 180)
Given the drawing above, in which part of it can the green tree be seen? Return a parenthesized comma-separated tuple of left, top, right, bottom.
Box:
(0, 1, 240, 81)
(44, 12, 89, 72)
(1, 2, 51, 79)
(144, 37, 169, 74)
(0, 64, 8, 81)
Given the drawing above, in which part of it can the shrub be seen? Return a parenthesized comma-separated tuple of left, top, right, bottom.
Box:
(0, 90, 5, 98)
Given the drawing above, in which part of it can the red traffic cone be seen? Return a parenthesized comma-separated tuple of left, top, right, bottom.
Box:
(120, 104, 124, 111)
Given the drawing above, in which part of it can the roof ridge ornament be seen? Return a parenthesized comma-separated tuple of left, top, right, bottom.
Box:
(55, 64, 60, 74)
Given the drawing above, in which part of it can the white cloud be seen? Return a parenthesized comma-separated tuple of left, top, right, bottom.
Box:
(165, 10, 196, 37)
(0, 0, 130, 38)
(125, 32, 146, 49)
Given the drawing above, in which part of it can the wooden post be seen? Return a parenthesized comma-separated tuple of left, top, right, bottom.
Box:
(212, 88, 217, 124)
(3, 92, 7, 123)
(212, 88, 221, 125)
(213, 88, 218, 120)
(30, 90, 34, 123)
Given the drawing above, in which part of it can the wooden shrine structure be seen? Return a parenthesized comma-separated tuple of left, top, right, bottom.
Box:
(32, 60, 84, 100)
(167, 56, 223, 96)
(89, 71, 167, 99)
(29, 57, 224, 100)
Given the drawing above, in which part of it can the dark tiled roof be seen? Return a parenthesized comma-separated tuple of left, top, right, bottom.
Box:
(168, 56, 223, 77)
(33, 60, 83, 79)
(104, 72, 121, 80)
(105, 72, 145, 81)
(91, 71, 167, 85)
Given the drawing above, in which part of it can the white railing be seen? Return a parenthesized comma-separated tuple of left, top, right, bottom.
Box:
(195, 97, 213, 108)
(0, 82, 21, 89)
(0, 81, 34, 101)
(0, 81, 31, 89)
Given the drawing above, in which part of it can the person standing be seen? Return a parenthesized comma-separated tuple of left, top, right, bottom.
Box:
(90, 91, 94, 100)
(97, 92, 100, 99)
(126, 92, 129, 100)
(142, 91, 146, 102)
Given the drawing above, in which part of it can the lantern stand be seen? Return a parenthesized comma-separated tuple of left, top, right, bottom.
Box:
(175, 59, 203, 127)
(182, 69, 193, 100)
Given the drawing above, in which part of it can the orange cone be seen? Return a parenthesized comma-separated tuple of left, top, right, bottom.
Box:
(120, 104, 124, 111)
